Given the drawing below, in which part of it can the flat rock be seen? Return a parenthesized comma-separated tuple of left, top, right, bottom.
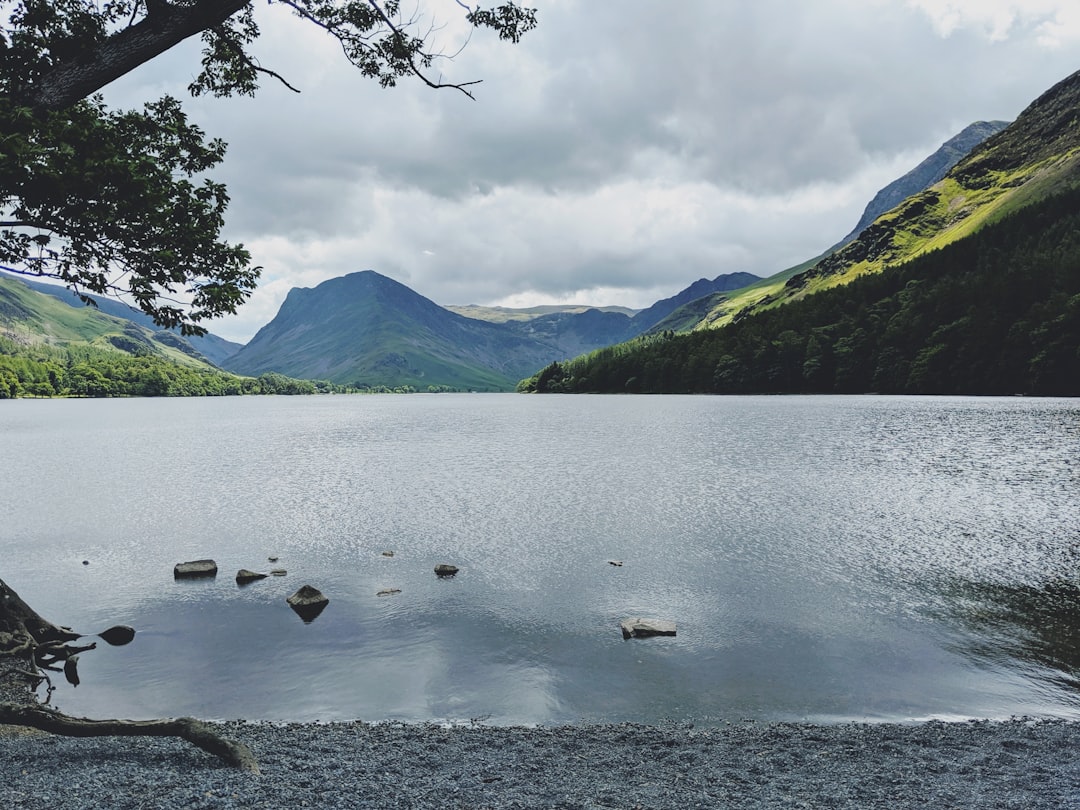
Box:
(376, 588, 402, 597)
(270, 569, 287, 576)
(620, 618, 677, 639)
(434, 564, 459, 578)
(173, 559, 218, 579)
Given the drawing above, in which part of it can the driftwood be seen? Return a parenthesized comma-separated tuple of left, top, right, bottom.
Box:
(0, 576, 258, 772)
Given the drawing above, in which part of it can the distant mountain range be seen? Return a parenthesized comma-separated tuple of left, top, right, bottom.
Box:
(0, 103, 1013, 393)
(218, 270, 761, 390)
(217, 120, 1004, 391)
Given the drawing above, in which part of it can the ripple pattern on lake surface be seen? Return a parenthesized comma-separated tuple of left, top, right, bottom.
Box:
(2, 394, 1079, 724)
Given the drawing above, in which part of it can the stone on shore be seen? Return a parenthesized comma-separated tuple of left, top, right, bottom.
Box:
(620, 618, 677, 639)
(173, 559, 218, 579)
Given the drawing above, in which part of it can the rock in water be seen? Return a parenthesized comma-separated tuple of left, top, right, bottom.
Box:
(620, 618, 677, 639)
(236, 569, 269, 585)
(96, 625, 136, 646)
(287, 585, 329, 622)
(434, 564, 459, 578)
(173, 559, 218, 579)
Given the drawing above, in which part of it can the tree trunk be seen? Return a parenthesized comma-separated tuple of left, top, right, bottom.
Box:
(0, 578, 80, 654)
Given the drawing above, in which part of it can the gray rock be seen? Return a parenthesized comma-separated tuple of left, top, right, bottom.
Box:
(434, 564, 459, 577)
(376, 588, 402, 597)
(620, 618, 677, 639)
(287, 585, 329, 622)
(173, 559, 218, 579)
(236, 569, 268, 584)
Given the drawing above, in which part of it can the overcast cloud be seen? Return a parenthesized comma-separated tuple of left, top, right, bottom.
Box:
(101, 0, 1080, 343)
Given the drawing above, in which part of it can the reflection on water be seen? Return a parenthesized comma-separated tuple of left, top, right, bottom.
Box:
(926, 575, 1080, 702)
(1, 394, 1079, 724)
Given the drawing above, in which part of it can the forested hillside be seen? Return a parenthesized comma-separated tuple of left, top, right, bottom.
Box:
(0, 338, 344, 398)
(520, 186, 1080, 396)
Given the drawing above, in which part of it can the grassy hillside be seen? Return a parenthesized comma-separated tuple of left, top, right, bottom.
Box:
(691, 70, 1080, 331)
(0, 274, 212, 368)
(0, 275, 346, 397)
(521, 184, 1080, 396)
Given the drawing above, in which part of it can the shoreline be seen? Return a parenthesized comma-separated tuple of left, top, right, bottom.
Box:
(3, 716, 1080, 808)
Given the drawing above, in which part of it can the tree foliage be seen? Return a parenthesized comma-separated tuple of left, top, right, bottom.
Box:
(0, 0, 536, 334)
(521, 187, 1080, 397)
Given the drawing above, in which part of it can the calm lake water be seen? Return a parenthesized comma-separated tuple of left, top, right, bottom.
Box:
(2, 394, 1079, 725)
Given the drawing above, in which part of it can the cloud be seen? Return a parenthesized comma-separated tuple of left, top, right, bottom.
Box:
(99, 0, 1080, 343)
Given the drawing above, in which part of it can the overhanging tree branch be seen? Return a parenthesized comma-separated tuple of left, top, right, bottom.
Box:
(32, 1, 252, 112)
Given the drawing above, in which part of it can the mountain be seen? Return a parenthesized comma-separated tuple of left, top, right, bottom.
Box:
(832, 120, 1009, 249)
(651, 119, 1011, 336)
(445, 303, 638, 323)
(629, 272, 761, 332)
(220, 269, 772, 390)
(220, 270, 580, 390)
(6, 274, 243, 366)
(522, 68, 1080, 395)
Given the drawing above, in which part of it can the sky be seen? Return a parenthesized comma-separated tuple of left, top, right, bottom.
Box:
(101, 0, 1080, 344)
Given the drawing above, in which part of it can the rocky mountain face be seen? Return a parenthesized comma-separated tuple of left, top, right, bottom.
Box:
(833, 120, 1009, 248)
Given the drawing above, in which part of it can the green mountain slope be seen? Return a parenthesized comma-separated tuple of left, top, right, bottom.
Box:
(523, 184, 1080, 395)
(651, 119, 1015, 336)
(0, 273, 212, 367)
(7, 275, 242, 366)
(520, 69, 1080, 396)
(711, 71, 1080, 328)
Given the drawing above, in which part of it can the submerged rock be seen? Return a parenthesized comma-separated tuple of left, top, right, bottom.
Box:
(376, 588, 402, 597)
(620, 618, 677, 639)
(287, 585, 329, 622)
(434, 564, 459, 578)
(270, 569, 287, 576)
(173, 559, 218, 579)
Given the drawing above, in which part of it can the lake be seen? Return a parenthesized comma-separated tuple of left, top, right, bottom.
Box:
(2, 393, 1079, 725)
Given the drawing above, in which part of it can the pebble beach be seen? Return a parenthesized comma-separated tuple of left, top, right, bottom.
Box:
(3, 714, 1080, 809)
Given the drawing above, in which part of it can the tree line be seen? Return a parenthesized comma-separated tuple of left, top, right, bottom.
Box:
(520, 186, 1080, 396)
(0, 339, 348, 398)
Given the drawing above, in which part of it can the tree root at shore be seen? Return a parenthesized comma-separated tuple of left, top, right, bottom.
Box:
(1, 577, 259, 773)
(0, 702, 259, 773)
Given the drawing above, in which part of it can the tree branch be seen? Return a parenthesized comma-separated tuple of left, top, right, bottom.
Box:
(32, 0, 252, 111)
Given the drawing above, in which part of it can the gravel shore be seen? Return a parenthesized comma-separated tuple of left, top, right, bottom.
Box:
(3, 716, 1080, 809)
